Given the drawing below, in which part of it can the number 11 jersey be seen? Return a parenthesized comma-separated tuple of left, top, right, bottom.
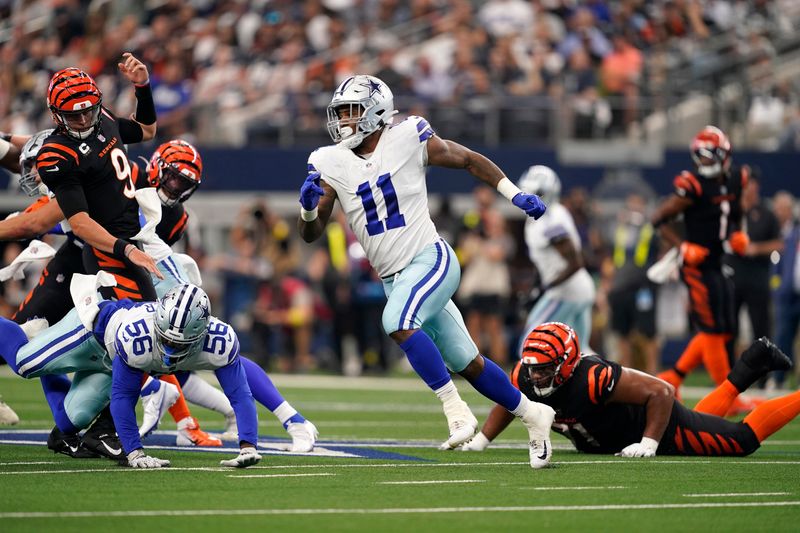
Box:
(308, 116, 440, 278)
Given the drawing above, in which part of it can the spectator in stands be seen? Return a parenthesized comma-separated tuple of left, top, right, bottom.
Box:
(600, 33, 642, 136)
(151, 59, 193, 141)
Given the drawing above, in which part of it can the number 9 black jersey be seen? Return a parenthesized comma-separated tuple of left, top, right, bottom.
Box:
(37, 108, 143, 239)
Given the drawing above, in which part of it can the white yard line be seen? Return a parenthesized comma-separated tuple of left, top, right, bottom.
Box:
(228, 473, 336, 479)
(3, 501, 800, 519)
(683, 492, 791, 498)
(519, 486, 628, 491)
(378, 480, 485, 485)
(0, 461, 56, 466)
(4, 459, 800, 476)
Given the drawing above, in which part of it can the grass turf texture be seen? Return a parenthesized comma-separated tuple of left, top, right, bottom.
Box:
(1, 370, 799, 532)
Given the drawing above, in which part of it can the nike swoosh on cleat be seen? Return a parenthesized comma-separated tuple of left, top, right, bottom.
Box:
(101, 441, 122, 456)
(537, 441, 548, 461)
(67, 444, 79, 454)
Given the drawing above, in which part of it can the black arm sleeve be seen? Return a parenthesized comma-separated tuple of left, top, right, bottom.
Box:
(134, 83, 156, 125)
(47, 178, 88, 220)
(117, 118, 145, 144)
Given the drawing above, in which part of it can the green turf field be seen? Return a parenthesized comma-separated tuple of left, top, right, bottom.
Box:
(1, 370, 799, 532)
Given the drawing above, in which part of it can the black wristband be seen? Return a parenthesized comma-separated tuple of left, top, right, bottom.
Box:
(0, 132, 11, 142)
(134, 83, 156, 125)
(113, 239, 130, 257)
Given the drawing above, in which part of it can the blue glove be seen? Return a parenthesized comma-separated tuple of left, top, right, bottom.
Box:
(512, 192, 547, 219)
(299, 172, 324, 211)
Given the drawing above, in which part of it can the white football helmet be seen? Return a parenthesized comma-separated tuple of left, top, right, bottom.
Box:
(18, 129, 54, 197)
(154, 283, 211, 366)
(518, 165, 561, 206)
(326, 74, 398, 150)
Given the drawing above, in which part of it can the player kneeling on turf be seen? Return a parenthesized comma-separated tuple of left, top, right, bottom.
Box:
(110, 283, 261, 468)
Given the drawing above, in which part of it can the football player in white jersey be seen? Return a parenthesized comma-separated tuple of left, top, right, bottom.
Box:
(0, 282, 261, 467)
(517, 166, 595, 348)
(297, 74, 556, 468)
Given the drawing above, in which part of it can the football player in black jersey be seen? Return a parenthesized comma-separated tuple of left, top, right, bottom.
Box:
(651, 126, 750, 394)
(460, 322, 799, 457)
(36, 54, 161, 303)
(0, 134, 223, 453)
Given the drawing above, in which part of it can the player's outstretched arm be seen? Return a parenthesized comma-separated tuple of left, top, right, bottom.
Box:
(0, 199, 63, 240)
(609, 368, 675, 457)
(118, 52, 156, 141)
(459, 403, 515, 451)
(425, 135, 546, 219)
(297, 174, 337, 243)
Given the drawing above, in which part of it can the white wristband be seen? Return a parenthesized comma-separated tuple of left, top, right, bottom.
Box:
(300, 207, 318, 222)
(640, 436, 659, 452)
(496, 177, 522, 202)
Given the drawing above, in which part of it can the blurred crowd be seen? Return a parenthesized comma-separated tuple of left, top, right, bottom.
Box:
(2, 0, 800, 147)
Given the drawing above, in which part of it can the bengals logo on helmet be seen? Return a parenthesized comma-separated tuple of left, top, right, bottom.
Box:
(146, 140, 203, 207)
(47, 68, 103, 140)
(521, 322, 581, 396)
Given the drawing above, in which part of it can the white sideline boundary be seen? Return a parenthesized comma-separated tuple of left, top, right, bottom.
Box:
(2, 501, 800, 519)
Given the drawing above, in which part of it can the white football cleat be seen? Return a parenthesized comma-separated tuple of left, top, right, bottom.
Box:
(0, 398, 20, 425)
(220, 414, 238, 442)
(286, 420, 318, 452)
(520, 400, 555, 469)
(440, 400, 478, 450)
(20, 318, 49, 340)
(139, 381, 180, 438)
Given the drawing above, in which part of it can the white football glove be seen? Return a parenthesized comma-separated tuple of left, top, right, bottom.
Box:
(220, 446, 262, 468)
(127, 448, 170, 468)
(616, 437, 659, 458)
(458, 432, 491, 452)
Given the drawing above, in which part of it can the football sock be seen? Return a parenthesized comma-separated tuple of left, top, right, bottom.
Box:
(674, 333, 705, 376)
(467, 355, 522, 411)
(174, 371, 190, 387)
(40, 374, 78, 434)
(399, 330, 451, 391)
(0, 317, 28, 375)
(743, 391, 800, 442)
(140, 376, 160, 397)
(241, 356, 287, 411)
(181, 372, 234, 418)
(160, 374, 192, 422)
(694, 379, 739, 416)
(701, 333, 731, 385)
(273, 401, 305, 428)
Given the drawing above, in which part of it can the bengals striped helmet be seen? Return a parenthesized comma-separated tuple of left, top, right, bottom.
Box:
(521, 322, 581, 397)
(47, 68, 103, 140)
(146, 140, 203, 206)
(691, 125, 731, 179)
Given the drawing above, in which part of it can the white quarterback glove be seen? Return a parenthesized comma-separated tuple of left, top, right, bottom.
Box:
(220, 446, 262, 468)
(459, 432, 491, 451)
(616, 437, 659, 458)
(127, 449, 170, 468)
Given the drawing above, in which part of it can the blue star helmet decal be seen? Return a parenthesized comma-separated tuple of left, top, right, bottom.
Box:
(362, 79, 383, 97)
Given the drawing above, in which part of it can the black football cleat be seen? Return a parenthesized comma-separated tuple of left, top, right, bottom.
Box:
(730, 337, 792, 392)
(81, 406, 125, 460)
(742, 337, 793, 374)
(47, 426, 99, 459)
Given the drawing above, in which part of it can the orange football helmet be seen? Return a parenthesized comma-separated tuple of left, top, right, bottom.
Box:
(47, 68, 103, 140)
(146, 140, 203, 206)
(521, 321, 581, 396)
(690, 125, 731, 178)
